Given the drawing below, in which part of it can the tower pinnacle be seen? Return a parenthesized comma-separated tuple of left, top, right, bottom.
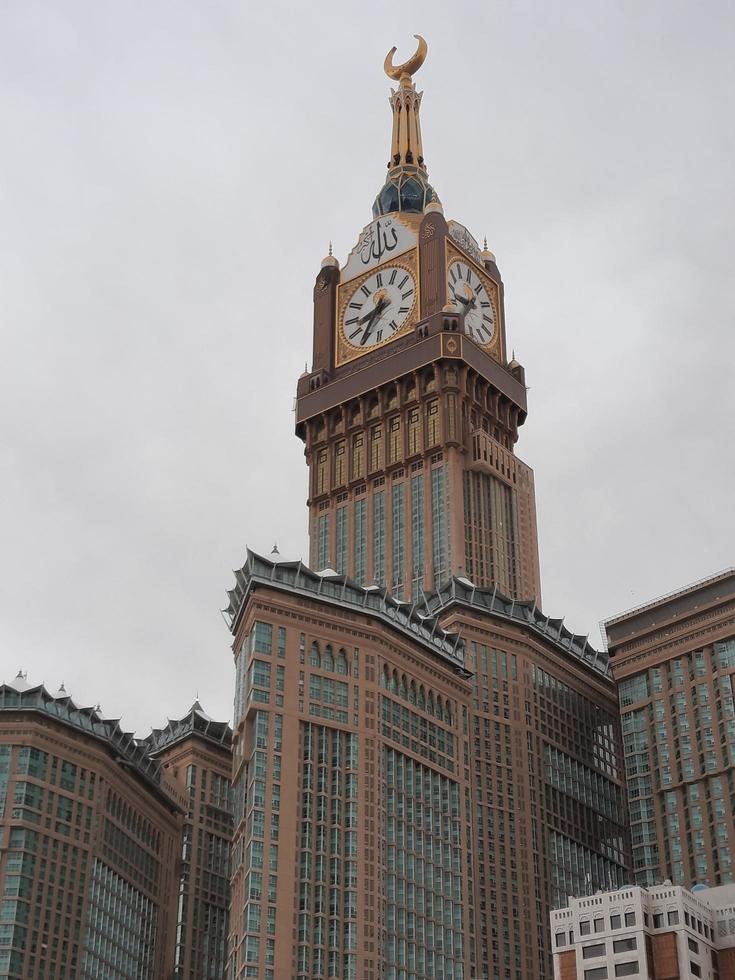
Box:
(373, 35, 439, 217)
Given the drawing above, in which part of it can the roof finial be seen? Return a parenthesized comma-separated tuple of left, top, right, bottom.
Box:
(384, 34, 428, 83)
(384, 36, 429, 174)
(483, 236, 488, 250)
(271, 542, 280, 556)
(328, 240, 333, 256)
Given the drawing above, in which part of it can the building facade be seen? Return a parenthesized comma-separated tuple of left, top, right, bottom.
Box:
(0, 675, 183, 980)
(295, 39, 540, 605)
(551, 882, 735, 979)
(603, 569, 735, 890)
(225, 36, 631, 980)
(145, 701, 233, 980)
(224, 554, 629, 980)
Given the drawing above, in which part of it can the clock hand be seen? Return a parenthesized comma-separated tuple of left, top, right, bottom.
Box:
(360, 299, 389, 345)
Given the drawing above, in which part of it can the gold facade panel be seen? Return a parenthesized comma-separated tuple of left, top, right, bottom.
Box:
(336, 248, 420, 367)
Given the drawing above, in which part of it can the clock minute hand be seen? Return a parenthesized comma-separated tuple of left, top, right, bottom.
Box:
(360, 299, 389, 345)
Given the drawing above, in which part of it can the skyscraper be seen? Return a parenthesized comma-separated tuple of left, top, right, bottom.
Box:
(145, 701, 233, 979)
(604, 568, 735, 891)
(226, 37, 629, 980)
(295, 36, 540, 604)
(0, 676, 183, 980)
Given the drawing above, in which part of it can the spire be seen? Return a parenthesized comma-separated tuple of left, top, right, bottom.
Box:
(373, 35, 439, 218)
(384, 35, 428, 171)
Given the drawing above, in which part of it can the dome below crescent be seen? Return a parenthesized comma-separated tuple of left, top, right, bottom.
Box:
(373, 167, 439, 218)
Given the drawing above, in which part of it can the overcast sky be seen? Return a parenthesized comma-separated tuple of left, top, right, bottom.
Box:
(2, 1, 733, 734)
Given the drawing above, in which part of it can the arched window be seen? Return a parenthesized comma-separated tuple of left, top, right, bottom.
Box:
(310, 643, 321, 668)
(336, 653, 348, 675)
(323, 646, 334, 672)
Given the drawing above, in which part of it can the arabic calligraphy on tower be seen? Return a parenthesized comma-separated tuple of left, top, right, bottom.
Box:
(340, 214, 418, 284)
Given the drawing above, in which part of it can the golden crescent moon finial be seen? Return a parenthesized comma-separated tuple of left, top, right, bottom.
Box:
(384, 34, 428, 82)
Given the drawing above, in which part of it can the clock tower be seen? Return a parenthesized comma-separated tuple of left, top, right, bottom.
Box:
(295, 37, 541, 603)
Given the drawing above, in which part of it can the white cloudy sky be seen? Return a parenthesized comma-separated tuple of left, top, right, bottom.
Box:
(2, 1, 733, 734)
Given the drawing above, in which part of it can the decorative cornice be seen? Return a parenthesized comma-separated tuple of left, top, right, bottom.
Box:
(223, 549, 467, 674)
(0, 682, 177, 809)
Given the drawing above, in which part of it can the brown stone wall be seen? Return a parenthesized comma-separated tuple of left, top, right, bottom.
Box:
(719, 947, 735, 980)
(558, 948, 578, 980)
(652, 930, 680, 978)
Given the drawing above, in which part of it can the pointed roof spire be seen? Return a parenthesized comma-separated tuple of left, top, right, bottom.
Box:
(384, 35, 428, 171)
(373, 36, 439, 217)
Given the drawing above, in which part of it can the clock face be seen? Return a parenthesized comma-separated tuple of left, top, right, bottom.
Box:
(341, 266, 417, 351)
(447, 259, 496, 347)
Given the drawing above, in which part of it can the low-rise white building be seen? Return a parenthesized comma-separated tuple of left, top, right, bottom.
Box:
(550, 883, 735, 979)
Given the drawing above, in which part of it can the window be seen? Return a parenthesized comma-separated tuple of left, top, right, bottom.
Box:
(407, 408, 421, 455)
(582, 943, 605, 959)
(391, 483, 405, 597)
(584, 969, 607, 980)
(315, 449, 328, 495)
(610, 914, 622, 930)
(317, 514, 330, 570)
(555, 931, 566, 948)
(388, 417, 402, 463)
(594, 917, 604, 933)
(427, 400, 440, 445)
(373, 492, 385, 585)
(614, 964, 639, 977)
(352, 435, 364, 480)
(580, 920, 591, 936)
(688, 938, 699, 953)
(613, 938, 637, 953)
(253, 622, 273, 655)
(353, 498, 366, 585)
(690, 964, 701, 978)
(624, 911, 636, 927)
(336, 506, 348, 575)
(410, 474, 424, 598)
(431, 466, 447, 585)
(667, 910, 679, 926)
(653, 913, 663, 928)
(370, 424, 383, 471)
(334, 441, 346, 486)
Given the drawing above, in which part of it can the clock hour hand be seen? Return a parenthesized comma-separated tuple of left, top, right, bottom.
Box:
(360, 298, 389, 345)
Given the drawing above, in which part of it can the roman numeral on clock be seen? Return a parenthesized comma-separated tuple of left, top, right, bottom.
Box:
(376, 272, 383, 287)
(349, 302, 361, 309)
(398, 306, 410, 315)
(398, 275, 409, 289)
(361, 285, 371, 297)
(389, 270, 397, 284)
(402, 289, 413, 300)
